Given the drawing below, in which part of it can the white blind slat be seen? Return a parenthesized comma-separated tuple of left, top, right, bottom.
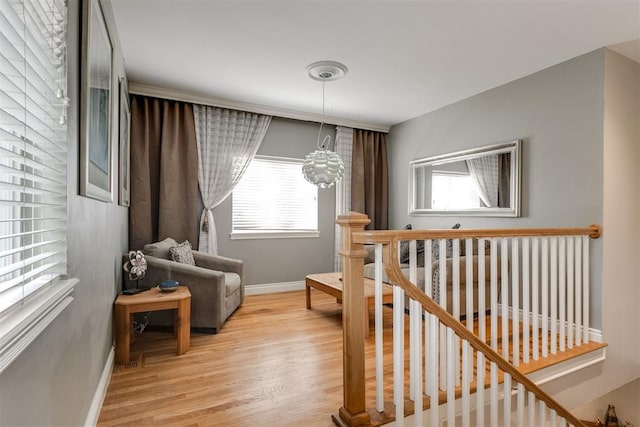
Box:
(233, 156, 318, 232)
(0, 0, 68, 316)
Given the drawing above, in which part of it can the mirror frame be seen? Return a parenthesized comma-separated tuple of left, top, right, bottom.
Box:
(408, 140, 522, 217)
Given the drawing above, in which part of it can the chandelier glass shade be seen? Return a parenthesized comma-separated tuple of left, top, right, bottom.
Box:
(302, 61, 347, 189)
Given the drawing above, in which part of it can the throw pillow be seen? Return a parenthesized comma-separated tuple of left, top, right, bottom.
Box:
(142, 237, 179, 260)
(170, 240, 196, 266)
(399, 224, 421, 264)
(431, 223, 460, 260)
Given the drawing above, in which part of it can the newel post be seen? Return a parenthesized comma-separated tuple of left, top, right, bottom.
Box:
(333, 212, 371, 427)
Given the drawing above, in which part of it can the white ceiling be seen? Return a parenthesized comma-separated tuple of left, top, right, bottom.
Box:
(108, 0, 640, 130)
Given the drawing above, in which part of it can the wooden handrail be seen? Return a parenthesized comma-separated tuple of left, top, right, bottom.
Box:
(380, 236, 586, 427)
(353, 224, 601, 243)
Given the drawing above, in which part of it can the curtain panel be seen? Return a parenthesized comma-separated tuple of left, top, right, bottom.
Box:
(193, 106, 271, 254)
(351, 129, 389, 230)
(129, 95, 201, 250)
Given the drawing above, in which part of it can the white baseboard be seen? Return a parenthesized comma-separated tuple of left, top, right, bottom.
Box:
(85, 346, 114, 427)
(245, 280, 305, 295)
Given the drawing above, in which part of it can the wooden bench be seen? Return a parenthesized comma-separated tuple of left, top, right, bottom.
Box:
(305, 272, 393, 338)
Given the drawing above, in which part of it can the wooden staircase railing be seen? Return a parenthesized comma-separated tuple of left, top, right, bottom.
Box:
(333, 212, 601, 427)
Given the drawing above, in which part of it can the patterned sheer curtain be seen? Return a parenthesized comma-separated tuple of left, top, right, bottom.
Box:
(467, 154, 499, 207)
(194, 106, 271, 254)
(334, 126, 353, 271)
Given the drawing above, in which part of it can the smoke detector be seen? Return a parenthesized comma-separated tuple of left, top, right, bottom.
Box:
(305, 60, 348, 81)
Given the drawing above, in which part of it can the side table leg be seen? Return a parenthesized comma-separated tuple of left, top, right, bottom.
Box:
(115, 305, 131, 365)
(305, 281, 311, 309)
(176, 297, 191, 355)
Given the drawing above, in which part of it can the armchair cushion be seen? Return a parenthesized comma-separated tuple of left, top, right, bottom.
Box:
(170, 240, 196, 265)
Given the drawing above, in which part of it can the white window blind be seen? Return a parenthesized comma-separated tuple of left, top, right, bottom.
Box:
(0, 0, 70, 321)
(232, 156, 318, 236)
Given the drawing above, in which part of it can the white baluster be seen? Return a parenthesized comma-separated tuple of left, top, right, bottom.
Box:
(476, 352, 485, 427)
(567, 237, 574, 349)
(542, 238, 549, 358)
(429, 312, 439, 427)
(439, 239, 447, 391)
(559, 237, 566, 352)
(393, 285, 404, 426)
(551, 409, 557, 427)
(409, 240, 417, 401)
(512, 238, 520, 366)
(582, 235, 590, 343)
(463, 239, 473, 426)
(491, 239, 498, 353)
(425, 240, 433, 394)
(503, 373, 512, 427)
(413, 298, 423, 427)
(559, 416, 567, 427)
(501, 239, 509, 361)
(523, 238, 530, 364)
(453, 239, 461, 387)
(462, 340, 471, 426)
(517, 383, 525, 427)
(478, 239, 487, 343)
(528, 391, 536, 427)
(575, 236, 582, 346)
(551, 237, 558, 355)
(466, 238, 473, 332)
(409, 239, 423, 427)
(490, 361, 498, 427)
(446, 327, 455, 427)
(532, 238, 540, 360)
(374, 243, 384, 412)
(539, 399, 546, 425)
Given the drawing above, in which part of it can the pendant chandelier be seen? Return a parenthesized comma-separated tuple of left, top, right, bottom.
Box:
(302, 61, 347, 189)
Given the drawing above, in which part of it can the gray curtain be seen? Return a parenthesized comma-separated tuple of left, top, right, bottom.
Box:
(351, 129, 388, 230)
(129, 95, 200, 250)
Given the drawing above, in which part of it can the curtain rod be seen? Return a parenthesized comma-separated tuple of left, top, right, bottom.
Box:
(128, 82, 390, 134)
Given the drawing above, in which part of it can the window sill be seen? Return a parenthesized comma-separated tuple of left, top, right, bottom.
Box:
(230, 231, 320, 240)
(0, 277, 77, 374)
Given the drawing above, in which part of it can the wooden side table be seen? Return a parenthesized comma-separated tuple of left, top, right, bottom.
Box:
(114, 286, 191, 365)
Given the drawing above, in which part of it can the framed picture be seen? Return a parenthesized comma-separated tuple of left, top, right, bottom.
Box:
(80, 0, 113, 202)
(118, 77, 131, 207)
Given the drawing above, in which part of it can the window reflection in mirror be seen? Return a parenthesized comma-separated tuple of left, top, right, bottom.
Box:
(409, 140, 521, 217)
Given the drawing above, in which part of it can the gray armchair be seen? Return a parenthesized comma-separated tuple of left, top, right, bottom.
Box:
(124, 238, 244, 333)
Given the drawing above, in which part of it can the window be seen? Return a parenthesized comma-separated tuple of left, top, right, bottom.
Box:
(232, 156, 319, 238)
(0, 0, 76, 373)
(431, 171, 481, 210)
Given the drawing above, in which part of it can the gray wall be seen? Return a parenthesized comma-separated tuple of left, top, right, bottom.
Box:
(0, 0, 128, 425)
(214, 117, 336, 286)
(551, 49, 640, 411)
(388, 50, 605, 329)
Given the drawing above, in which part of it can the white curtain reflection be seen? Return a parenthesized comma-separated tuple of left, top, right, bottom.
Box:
(466, 155, 499, 207)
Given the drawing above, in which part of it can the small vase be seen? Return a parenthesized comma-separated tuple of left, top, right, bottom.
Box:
(604, 404, 619, 427)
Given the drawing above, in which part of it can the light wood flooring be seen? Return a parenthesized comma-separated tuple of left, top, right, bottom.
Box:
(97, 289, 605, 427)
(98, 290, 349, 427)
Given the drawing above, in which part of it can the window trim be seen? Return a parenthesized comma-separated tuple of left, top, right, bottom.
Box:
(230, 230, 320, 240)
(0, 278, 77, 374)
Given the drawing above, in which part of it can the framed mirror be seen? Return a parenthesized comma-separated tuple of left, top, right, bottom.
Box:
(409, 140, 521, 217)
